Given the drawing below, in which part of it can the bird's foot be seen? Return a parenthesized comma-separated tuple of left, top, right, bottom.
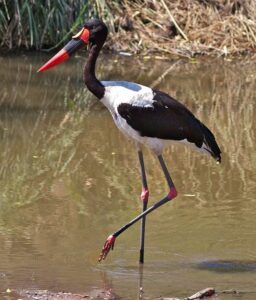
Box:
(167, 187, 178, 200)
(98, 235, 116, 262)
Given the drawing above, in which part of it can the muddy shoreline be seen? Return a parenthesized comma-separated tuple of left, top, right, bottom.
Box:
(2, 288, 118, 300)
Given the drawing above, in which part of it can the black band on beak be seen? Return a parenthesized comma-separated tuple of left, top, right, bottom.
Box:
(64, 39, 85, 56)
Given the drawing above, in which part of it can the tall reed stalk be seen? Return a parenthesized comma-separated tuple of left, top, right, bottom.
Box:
(0, 0, 112, 50)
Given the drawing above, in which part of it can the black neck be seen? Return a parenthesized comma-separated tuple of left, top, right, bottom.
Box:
(84, 43, 105, 99)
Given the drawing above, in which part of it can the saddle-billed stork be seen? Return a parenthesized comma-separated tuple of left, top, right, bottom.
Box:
(38, 19, 221, 263)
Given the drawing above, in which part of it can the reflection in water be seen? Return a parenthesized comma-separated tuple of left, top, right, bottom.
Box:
(138, 265, 144, 300)
(0, 54, 256, 299)
(197, 260, 256, 273)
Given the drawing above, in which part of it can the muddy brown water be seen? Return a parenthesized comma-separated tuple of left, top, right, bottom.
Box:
(0, 53, 256, 299)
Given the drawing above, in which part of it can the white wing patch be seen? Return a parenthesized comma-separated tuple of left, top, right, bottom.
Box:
(100, 81, 154, 111)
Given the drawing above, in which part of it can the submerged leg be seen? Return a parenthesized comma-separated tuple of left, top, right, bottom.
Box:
(98, 154, 177, 262)
(138, 150, 149, 264)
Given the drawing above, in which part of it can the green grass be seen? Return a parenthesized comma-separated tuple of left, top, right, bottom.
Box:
(0, 0, 112, 50)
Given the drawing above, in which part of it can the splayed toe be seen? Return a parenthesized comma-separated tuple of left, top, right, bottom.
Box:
(98, 235, 116, 262)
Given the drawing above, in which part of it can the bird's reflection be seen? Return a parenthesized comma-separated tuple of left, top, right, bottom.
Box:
(95, 270, 118, 299)
(138, 264, 144, 299)
(97, 265, 146, 300)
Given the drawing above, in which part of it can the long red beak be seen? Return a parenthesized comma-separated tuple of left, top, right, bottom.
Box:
(38, 28, 89, 72)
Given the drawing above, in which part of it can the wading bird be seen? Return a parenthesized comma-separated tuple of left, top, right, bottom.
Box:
(38, 19, 221, 263)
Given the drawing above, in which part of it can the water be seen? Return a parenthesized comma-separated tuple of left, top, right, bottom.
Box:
(0, 52, 256, 299)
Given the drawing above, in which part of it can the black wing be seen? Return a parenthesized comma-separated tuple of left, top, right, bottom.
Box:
(117, 90, 221, 161)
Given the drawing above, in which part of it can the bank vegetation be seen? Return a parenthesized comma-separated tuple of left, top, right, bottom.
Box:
(1, 0, 256, 57)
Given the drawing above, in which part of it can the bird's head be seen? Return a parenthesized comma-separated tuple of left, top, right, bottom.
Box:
(37, 19, 108, 72)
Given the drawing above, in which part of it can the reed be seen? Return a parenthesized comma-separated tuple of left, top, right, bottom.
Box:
(1, 0, 256, 56)
(0, 0, 112, 50)
(106, 0, 256, 57)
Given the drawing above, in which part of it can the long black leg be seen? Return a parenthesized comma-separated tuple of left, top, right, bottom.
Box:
(158, 155, 175, 190)
(98, 154, 177, 262)
(138, 150, 149, 264)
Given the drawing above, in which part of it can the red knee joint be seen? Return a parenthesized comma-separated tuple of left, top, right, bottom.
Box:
(167, 187, 178, 200)
(141, 188, 149, 203)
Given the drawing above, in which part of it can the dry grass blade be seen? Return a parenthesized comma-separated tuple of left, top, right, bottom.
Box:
(159, 0, 188, 41)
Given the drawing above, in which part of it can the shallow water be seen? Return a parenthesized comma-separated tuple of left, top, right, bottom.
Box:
(0, 52, 256, 299)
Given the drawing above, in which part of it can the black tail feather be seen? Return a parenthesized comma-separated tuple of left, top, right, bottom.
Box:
(200, 122, 221, 162)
